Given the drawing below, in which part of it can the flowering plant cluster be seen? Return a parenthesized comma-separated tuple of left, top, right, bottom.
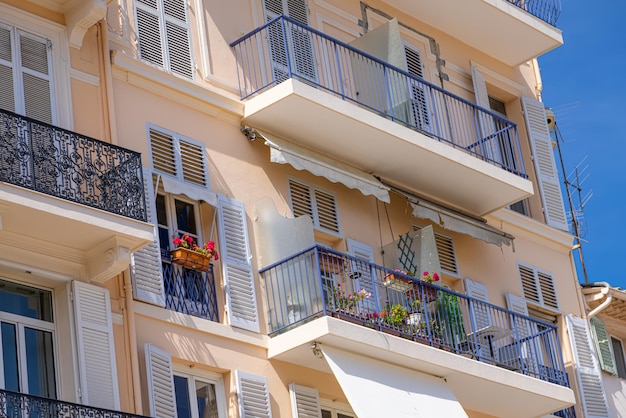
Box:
(172, 234, 219, 260)
(380, 304, 409, 327)
(329, 284, 371, 311)
(420, 271, 440, 284)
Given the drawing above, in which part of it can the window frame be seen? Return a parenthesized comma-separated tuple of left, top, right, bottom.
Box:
(171, 365, 227, 418)
(0, 5, 72, 128)
(319, 398, 355, 418)
(0, 279, 58, 398)
(610, 335, 626, 379)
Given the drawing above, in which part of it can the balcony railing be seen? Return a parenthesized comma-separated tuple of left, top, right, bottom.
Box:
(231, 16, 527, 178)
(260, 245, 569, 386)
(0, 388, 149, 418)
(507, 0, 561, 26)
(162, 260, 219, 321)
(0, 108, 146, 221)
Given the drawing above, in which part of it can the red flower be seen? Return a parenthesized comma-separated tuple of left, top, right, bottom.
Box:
(432, 272, 440, 282)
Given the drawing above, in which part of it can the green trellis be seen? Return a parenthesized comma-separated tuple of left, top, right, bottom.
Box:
(397, 232, 417, 274)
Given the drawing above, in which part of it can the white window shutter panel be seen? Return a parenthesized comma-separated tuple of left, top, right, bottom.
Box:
(471, 65, 490, 109)
(236, 371, 272, 418)
(566, 315, 610, 417)
(289, 383, 321, 418)
(590, 317, 617, 375)
(19, 31, 54, 124)
(464, 278, 491, 330)
(346, 239, 377, 312)
(505, 292, 532, 339)
(145, 343, 177, 418)
(217, 195, 259, 332)
(132, 169, 166, 307)
(0, 26, 16, 113)
(163, 0, 193, 79)
(136, 0, 165, 68)
(286, 0, 309, 24)
(72, 281, 120, 410)
(522, 96, 568, 230)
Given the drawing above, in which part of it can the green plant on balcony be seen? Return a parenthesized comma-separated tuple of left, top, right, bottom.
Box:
(328, 284, 371, 315)
(434, 291, 465, 344)
(380, 303, 409, 328)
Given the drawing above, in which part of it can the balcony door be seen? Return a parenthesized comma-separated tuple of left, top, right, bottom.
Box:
(404, 44, 431, 134)
(263, 0, 317, 84)
(0, 279, 56, 399)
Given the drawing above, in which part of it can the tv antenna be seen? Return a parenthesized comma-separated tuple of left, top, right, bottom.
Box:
(550, 112, 592, 284)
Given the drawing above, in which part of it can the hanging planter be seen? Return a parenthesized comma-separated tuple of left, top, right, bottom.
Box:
(170, 248, 213, 272)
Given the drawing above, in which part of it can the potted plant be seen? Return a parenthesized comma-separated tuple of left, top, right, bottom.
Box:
(380, 303, 409, 328)
(170, 234, 219, 272)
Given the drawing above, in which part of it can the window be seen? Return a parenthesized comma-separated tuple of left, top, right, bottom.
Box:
(0, 23, 55, 123)
(149, 126, 209, 187)
(0, 279, 56, 398)
(289, 178, 341, 236)
(320, 399, 355, 418)
(173, 369, 227, 418)
(134, 0, 193, 79)
(518, 263, 559, 311)
(611, 336, 626, 379)
(412, 224, 458, 276)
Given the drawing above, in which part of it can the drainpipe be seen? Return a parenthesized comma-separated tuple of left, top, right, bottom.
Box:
(586, 282, 613, 319)
(122, 269, 143, 414)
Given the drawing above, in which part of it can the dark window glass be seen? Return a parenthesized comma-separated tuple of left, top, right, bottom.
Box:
(0, 280, 53, 322)
(174, 375, 192, 418)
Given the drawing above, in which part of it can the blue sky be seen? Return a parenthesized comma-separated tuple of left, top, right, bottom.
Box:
(539, 1, 626, 288)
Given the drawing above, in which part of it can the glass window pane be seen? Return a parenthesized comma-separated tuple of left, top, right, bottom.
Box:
(24, 327, 56, 398)
(1, 322, 20, 392)
(175, 199, 197, 236)
(156, 194, 168, 227)
(611, 337, 626, 378)
(196, 380, 218, 418)
(337, 414, 353, 418)
(0, 279, 53, 322)
(321, 410, 332, 418)
(174, 375, 192, 418)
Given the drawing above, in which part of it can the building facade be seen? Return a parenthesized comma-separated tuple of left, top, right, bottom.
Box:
(0, 0, 610, 417)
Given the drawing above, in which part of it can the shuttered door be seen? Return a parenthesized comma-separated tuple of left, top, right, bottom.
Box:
(72, 281, 120, 410)
(471, 65, 500, 164)
(464, 278, 492, 360)
(236, 371, 272, 418)
(290, 383, 322, 418)
(217, 195, 259, 332)
(521, 96, 568, 230)
(346, 239, 378, 313)
(145, 343, 177, 418)
(566, 315, 610, 417)
(405, 45, 430, 132)
(590, 317, 617, 375)
(131, 168, 166, 306)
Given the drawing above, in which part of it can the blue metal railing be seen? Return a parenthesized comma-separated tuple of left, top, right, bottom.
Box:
(162, 262, 219, 321)
(260, 245, 570, 386)
(507, 0, 561, 26)
(0, 108, 146, 221)
(231, 16, 527, 178)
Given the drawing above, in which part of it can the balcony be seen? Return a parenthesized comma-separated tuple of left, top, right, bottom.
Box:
(380, 0, 563, 65)
(162, 260, 220, 321)
(260, 245, 575, 417)
(231, 16, 533, 216)
(0, 109, 153, 282)
(0, 388, 149, 418)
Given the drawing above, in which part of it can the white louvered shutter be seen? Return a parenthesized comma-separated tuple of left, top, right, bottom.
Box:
(145, 344, 177, 418)
(218, 195, 259, 332)
(289, 179, 340, 235)
(464, 278, 491, 330)
(72, 281, 120, 410)
(566, 315, 610, 417)
(0, 25, 15, 113)
(518, 264, 559, 311)
(149, 127, 209, 187)
(471, 65, 500, 164)
(522, 96, 568, 230)
(290, 383, 321, 418)
(236, 371, 272, 418)
(135, 0, 193, 79)
(590, 317, 617, 375)
(505, 293, 531, 340)
(132, 169, 166, 306)
(405, 45, 430, 132)
(347, 239, 377, 313)
(434, 233, 458, 275)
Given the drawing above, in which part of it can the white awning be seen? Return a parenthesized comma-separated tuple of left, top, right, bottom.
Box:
(159, 175, 218, 206)
(260, 132, 390, 203)
(410, 201, 513, 247)
(321, 345, 468, 418)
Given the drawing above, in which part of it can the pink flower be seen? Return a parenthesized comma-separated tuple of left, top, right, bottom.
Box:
(432, 273, 440, 282)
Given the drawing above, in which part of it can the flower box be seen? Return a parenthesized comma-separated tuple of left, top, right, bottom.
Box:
(170, 248, 213, 272)
(383, 273, 413, 292)
(406, 285, 438, 304)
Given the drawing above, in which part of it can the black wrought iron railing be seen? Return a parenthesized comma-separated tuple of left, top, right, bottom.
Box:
(0, 108, 146, 221)
(261, 245, 571, 387)
(0, 388, 149, 418)
(162, 262, 219, 322)
(506, 0, 561, 26)
(231, 16, 527, 178)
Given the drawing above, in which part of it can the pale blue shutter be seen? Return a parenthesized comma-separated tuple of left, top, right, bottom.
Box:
(217, 195, 259, 332)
